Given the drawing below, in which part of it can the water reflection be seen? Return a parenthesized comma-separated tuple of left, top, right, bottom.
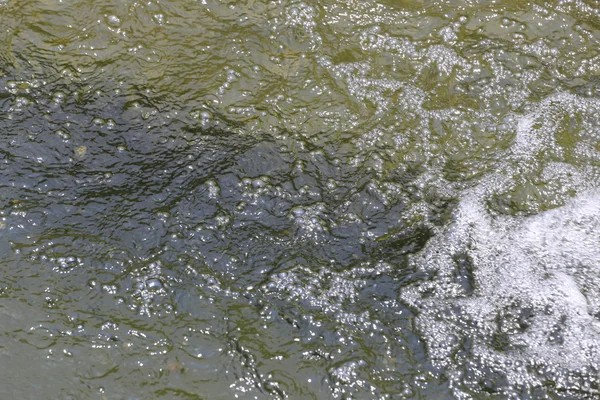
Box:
(1, 0, 600, 398)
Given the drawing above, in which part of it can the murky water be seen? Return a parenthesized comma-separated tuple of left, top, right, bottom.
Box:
(1, 0, 600, 398)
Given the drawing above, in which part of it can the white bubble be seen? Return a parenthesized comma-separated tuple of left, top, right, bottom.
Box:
(107, 15, 121, 27)
(153, 14, 164, 24)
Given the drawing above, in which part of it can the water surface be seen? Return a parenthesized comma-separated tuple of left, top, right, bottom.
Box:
(1, 0, 600, 398)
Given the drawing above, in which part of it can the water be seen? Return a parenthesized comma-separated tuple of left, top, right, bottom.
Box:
(1, 0, 599, 398)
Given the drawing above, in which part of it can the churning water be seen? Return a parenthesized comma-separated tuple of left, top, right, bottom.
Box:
(1, 0, 600, 398)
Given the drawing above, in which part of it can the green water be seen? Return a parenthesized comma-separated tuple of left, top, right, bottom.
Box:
(1, 0, 600, 398)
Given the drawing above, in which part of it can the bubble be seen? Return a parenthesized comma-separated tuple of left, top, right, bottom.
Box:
(200, 111, 211, 121)
(146, 279, 163, 290)
(15, 96, 30, 107)
(330, 361, 359, 384)
(291, 207, 305, 217)
(56, 130, 70, 140)
(52, 91, 66, 103)
(226, 70, 237, 83)
(367, 34, 378, 46)
(107, 15, 121, 27)
(153, 14, 164, 24)
(206, 180, 220, 198)
(497, 123, 509, 132)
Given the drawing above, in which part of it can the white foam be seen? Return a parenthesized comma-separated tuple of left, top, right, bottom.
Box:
(399, 91, 600, 396)
(401, 186, 600, 395)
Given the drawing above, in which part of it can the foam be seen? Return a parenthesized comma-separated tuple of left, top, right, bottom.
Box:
(395, 89, 600, 396)
(402, 174, 600, 396)
(402, 191, 600, 392)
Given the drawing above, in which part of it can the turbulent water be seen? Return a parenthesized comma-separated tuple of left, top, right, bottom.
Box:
(1, 0, 600, 398)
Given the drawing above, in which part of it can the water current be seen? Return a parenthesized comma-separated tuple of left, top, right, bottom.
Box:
(1, 0, 600, 398)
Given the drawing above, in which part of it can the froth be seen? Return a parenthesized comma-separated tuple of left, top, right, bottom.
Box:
(402, 185, 600, 397)
(395, 88, 600, 396)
